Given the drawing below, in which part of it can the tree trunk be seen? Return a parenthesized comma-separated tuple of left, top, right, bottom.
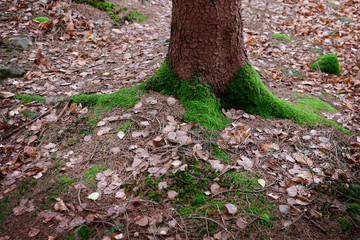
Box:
(168, 0, 247, 96)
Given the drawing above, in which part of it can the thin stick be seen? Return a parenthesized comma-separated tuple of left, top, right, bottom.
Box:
(188, 216, 235, 239)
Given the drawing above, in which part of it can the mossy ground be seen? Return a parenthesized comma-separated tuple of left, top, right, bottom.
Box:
(272, 33, 292, 42)
(71, 85, 144, 126)
(73, 0, 146, 24)
(14, 94, 45, 103)
(83, 164, 108, 188)
(144, 60, 230, 130)
(145, 60, 346, 132)
(293, 93, 338, 114)
(128, 157, 276, 236)
(0, 180, 37, 230)
(223, 63, 346, 131)
(310, 53, 341, 75)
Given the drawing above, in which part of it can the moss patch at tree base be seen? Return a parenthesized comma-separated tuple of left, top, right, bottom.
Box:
(145, 60, 346, 132)
(144, 60, 230, 130)
(223, 63, 346, 132)
(310, 53, 341, 75)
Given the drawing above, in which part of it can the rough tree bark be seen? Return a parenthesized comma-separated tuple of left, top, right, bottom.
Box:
(168, 0, 247, 96)
(146, 0, 341, 131)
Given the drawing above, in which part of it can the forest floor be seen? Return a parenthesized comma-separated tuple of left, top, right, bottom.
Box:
(0, 0, 360, 239)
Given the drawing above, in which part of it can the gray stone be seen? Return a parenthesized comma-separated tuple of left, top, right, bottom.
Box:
(0, 64, 26, 79)
(9, 37, 34, 50)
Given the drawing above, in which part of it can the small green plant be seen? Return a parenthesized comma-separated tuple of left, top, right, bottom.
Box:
(104, 223, 125, 235)
(21, 110, 40, 119)
(338, 17, 355, 23)
(14, 94, 46, 103)
(83, 165, 109, 188)
(34, 17, 51, 22)
(282, 69, 303, 79)
(310, 53, 341, 75)
(272, 33, 292, 42)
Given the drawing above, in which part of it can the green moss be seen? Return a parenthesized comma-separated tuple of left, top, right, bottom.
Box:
(83, 165, 109, 188)
(310, 53, 341, 75)
(144, 60, 230, 130)
(337, 217, 353, 233)
(14, 94, 46, 103)
(114, 121, 133, 133)
(41, 175, 76, 209)
(73, 0, 145, 24)
(212, 144, 231, 163)
(328, 2, 338, 8)
(123, 10, 147, 23)
(71, 85, 144, 125)
(293, 93, 338, 114)
(34, 17, 51, 22)
(0, 180, 35, 229)
(77, 225, 95, 240)
(272, 33, 292, 42)
(223, 63, 346, 132)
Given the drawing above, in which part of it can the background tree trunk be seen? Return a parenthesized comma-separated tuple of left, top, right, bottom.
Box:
(168, 0, 247, 96)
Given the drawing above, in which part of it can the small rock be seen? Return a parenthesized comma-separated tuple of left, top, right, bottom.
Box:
(9, 37, 34, 50)
(0, 64, 26, 79)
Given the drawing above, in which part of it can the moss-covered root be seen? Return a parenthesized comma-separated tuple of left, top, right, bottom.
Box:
(310, 53, 341, 75)
(144, 60, 230, 130)
(222, 63, 345, 131)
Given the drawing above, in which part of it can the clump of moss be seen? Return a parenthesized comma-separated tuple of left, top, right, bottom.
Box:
(328, 2, 338, 8)
(223, 63, 345, 131)
(34, 17, 51, 22)
(272, 33, 292, 42)
(310, 53, 341, 75)
(212, 144, 231, 163)
(14, 94, 46, 103)
(83, 165, 108, 188)
(71, 85, 144, 125)
(123, 10, 147, 23)
(293, 93, 338, 114)
(77, 225, 94, 240)
(337, 217, 353, 233)
(144, 60, 230, 130)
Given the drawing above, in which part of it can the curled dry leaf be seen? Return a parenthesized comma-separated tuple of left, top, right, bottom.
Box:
(292, 152, 313, 166)
(54, 199, 69, 212)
